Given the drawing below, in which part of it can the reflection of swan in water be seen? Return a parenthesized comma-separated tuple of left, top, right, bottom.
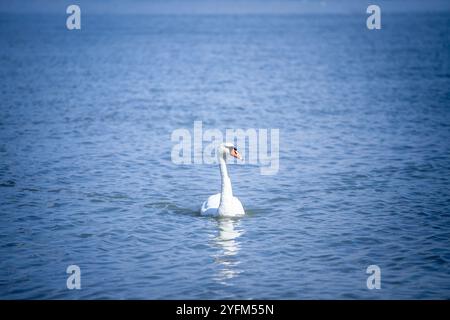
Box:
(212, 218, 243, 283)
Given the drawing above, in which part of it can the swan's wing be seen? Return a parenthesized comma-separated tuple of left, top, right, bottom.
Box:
(200, 193, 221, 216)
(232, 197, 245, 216)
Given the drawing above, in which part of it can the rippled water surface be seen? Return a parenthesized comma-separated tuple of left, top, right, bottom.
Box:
(0, 13, 449, 299)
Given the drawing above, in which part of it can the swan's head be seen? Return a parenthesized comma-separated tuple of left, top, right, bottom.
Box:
(219, 142, 242, 160)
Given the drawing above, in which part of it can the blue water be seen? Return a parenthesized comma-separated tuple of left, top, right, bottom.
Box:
(0, 13, 449, 299)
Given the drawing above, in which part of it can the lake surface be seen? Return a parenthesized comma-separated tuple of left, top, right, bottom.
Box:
(0, 13, 449, 299)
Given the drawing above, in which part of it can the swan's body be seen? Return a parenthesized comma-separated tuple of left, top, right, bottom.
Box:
(201, 193, 245, 217)
(201, 143, 245, 217)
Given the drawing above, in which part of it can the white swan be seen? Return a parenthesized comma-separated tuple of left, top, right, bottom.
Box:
(201, 143, 245, 217)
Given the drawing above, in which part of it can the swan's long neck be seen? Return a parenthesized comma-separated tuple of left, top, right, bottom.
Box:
(218, 152, 233, 210)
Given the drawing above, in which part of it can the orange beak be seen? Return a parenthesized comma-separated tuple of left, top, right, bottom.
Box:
(230, 148, 242, 160)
